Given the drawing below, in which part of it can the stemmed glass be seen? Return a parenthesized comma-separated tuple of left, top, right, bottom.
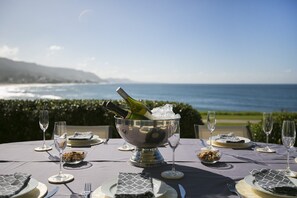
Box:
(262, 112, 275, 152)
(161, 121, 184, 179)
(34, 110, 52, 151)
(48, 121, 74, 184)
(281, 120, 296, 177)
(118, 141, 134, 151)
(207, 111, 216, 150)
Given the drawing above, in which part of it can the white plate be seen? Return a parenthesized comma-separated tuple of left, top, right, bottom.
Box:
(12, 178, 39, 197)
(101, 178, 167, 197)
(67, 135, 103, 147)
(91, 184, 178, 198)
(244, 174, 297, 198)
(209, 136, 252, 148)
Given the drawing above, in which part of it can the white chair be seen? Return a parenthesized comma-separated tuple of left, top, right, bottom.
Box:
(194, 124, 253, 141)
(66, 125, 112, 140)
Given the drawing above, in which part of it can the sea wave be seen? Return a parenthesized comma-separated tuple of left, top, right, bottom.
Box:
(0, 84, 65, 100)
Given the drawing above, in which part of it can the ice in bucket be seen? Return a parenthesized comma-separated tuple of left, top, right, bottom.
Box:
(152, 104, 181, 119)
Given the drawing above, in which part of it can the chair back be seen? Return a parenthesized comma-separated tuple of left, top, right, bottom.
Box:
(66, 125, 112, 139)
(194, 124, 253, 141)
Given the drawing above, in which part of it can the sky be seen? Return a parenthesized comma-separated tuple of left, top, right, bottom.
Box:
(0, 0, 296, 84)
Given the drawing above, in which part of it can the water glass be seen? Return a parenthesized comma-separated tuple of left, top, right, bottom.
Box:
(281, 120, 296, 177)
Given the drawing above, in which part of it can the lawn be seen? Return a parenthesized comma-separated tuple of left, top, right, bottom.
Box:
(199, 111, 262, 126)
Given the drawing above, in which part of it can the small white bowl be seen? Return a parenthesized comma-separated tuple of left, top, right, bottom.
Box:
(197, 149, 222, 164)
(62, 150, 87, 164)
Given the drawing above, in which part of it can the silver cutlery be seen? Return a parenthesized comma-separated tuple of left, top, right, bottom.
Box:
(44, 186, 59, 198)
(104, 138, 109, 144)
(83, 183, 92, 198)
(227, 183, 241, 198)
(178, 184, 186, 198)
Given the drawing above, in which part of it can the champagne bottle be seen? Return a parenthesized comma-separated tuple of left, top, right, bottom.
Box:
(102, 101, 147, 120)
(116, 87, 154, 120)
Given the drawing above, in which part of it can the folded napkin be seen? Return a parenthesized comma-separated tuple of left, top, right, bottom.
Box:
(0, 172, 31, 198)
(69, 132, 93, 140)
(251, 169, 297, 196)
(217, 133, 245, 143)
(115, 172, 154, 198)
(226, 139, 245, 143)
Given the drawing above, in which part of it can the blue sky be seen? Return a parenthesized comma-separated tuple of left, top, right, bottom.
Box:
(0, 0, 296, 84)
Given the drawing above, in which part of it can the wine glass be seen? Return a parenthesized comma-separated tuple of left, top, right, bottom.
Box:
(118, 141, 134, 151)
(281, 120, 296, 177)
(161, 121, 184, 179)
(207, 111, 216, 150)
(48, 121, 74, 184)
(261, 112, 275, 152)
(34, 110, 52, 151)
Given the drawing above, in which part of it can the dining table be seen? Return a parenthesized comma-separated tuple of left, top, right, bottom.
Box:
(0, 138, 297, 198)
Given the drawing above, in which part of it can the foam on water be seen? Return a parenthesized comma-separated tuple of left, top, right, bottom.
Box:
(0, 84, 62, 100)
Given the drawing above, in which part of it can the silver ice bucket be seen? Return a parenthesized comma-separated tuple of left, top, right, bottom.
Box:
(114, 116, 180, 167)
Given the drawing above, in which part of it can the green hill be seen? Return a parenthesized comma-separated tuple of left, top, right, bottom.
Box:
(0, 57, 104, 83)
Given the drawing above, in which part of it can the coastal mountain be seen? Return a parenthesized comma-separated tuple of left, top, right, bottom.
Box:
(0, 57, 104, 84)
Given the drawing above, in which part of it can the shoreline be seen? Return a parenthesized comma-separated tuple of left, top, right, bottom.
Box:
(0, 83, 296, 112)
(1, 82, 297, 86)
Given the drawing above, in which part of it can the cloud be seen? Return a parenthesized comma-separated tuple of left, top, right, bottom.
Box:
(78, 9, 93, 22)
(79, 9, 93, 22)
(48, 45, 64, 51)
(0, 45, 19, 60)
(47, 45, 64, 56)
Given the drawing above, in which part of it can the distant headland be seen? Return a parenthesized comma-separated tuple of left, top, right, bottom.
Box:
(0, 57, 133, 84)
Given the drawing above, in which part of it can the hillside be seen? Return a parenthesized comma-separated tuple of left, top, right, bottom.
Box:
(0, 57, 104, 83)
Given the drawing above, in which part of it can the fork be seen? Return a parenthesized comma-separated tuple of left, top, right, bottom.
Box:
(83, 183, 92, 198)
(227, 183, 241, 198)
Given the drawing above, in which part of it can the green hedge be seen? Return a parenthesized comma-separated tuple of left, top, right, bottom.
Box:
(249, 112, 297, 146)
(0, 99, 203, 143)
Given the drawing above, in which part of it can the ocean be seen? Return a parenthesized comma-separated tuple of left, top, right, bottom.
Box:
(0, 83, 296, 112)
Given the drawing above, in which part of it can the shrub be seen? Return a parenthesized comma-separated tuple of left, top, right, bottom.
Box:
(0, 99, 203, 143)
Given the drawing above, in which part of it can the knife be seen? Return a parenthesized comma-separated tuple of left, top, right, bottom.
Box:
(44, 186, 59, 198)
(178, 184, 186, 198)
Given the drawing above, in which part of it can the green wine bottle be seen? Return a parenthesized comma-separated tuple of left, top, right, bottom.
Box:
(102, 101, 147, 120)
(116, 87, 154, 120)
